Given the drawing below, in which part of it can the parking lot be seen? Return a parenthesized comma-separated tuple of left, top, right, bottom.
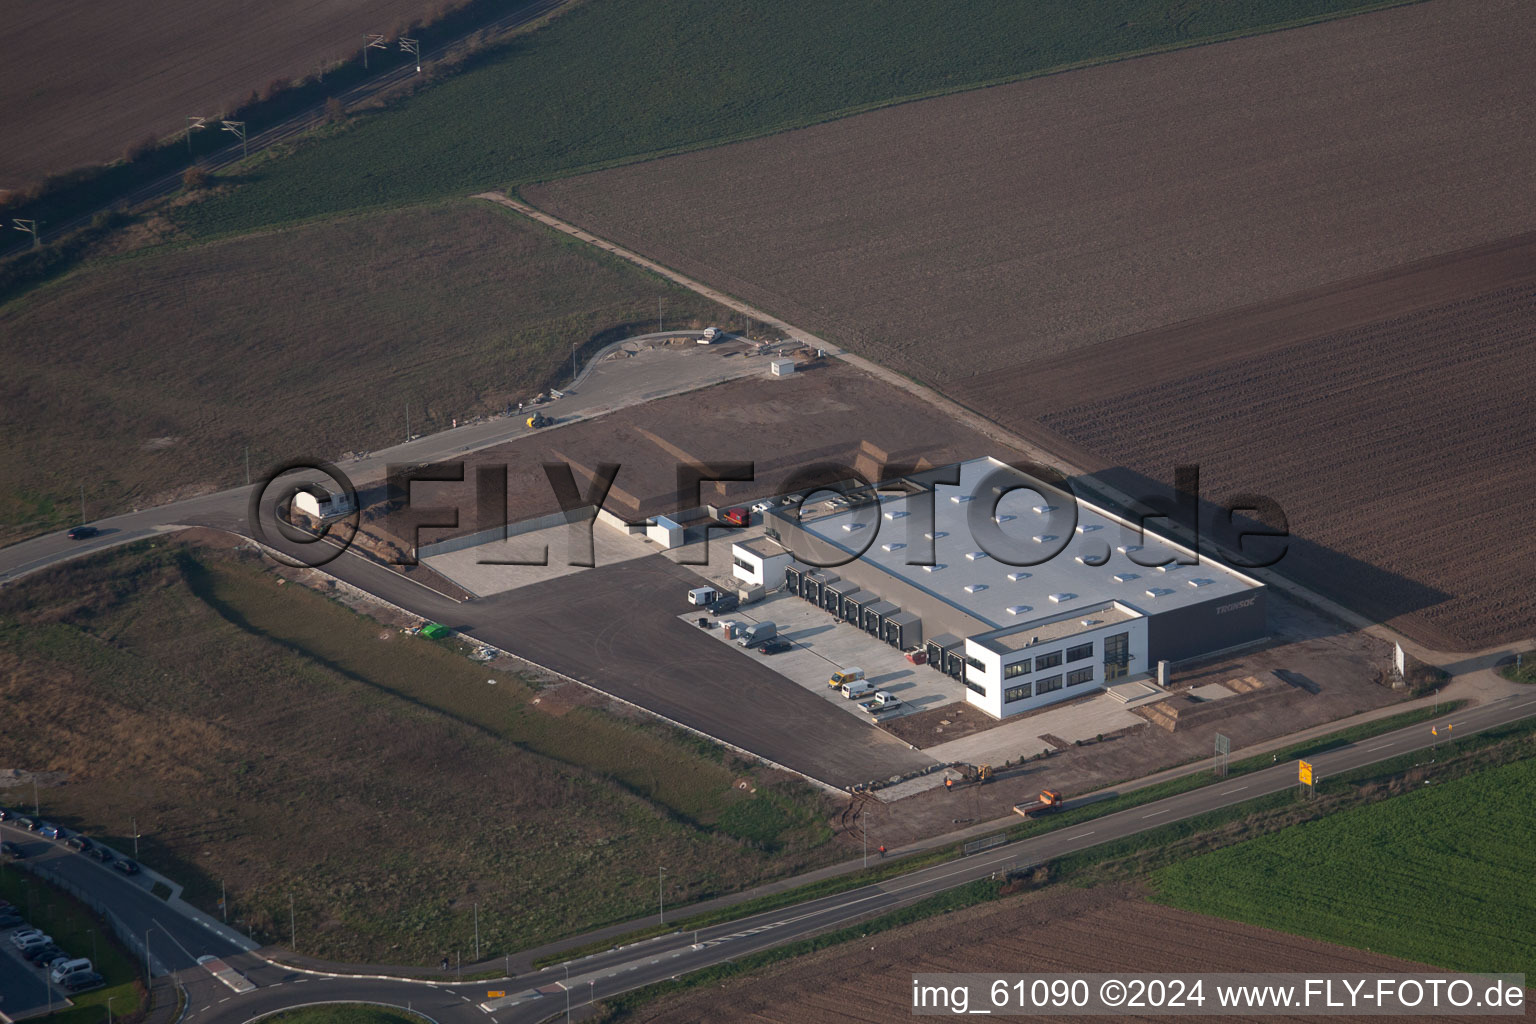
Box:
(469, 553, 936, 788)
(684, 589, 963, 722)
(0, 822, 117, 1016)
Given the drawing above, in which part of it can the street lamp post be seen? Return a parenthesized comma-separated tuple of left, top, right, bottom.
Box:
(108, 994, 120, 1024)
(658, 866, 666, 925)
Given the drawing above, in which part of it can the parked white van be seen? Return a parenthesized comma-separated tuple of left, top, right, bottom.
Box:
(841, 680, 876, 700)
(51, 958, 94, 985)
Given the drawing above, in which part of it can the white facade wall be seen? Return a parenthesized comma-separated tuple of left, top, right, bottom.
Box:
(647, 516, 685, 548)
(732, 544, 793, 589)
(962, 615, 1149, 718)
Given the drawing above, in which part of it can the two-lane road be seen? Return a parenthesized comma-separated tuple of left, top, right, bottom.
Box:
(0, 824, 248, 973)
(158, 691, 1536, 1024)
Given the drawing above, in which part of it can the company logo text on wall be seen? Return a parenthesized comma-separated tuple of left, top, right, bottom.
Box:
(1216, 597, 1259, 615)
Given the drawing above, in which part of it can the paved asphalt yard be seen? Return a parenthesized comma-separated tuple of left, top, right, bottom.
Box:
(468, 553, 935, 788)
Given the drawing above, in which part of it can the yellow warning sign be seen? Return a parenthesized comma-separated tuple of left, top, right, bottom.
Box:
(487, 991, 505, 999)
(1298, 760, 1313, 786)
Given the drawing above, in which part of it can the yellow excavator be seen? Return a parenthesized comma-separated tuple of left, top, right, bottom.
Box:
(958, 763, 994, 784)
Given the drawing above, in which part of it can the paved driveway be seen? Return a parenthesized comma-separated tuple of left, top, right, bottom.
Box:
(468, 554, 935, 789)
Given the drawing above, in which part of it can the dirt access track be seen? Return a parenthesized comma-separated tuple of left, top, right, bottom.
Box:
(631, 883, 1482, 1023)
(3, 0, 444, 186)
(525, 0, 1536, 651)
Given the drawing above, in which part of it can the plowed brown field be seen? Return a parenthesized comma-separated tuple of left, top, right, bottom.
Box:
(630, 884, 1497, 1023)
(960, 236, 1536, 652)
(3, 0, 441, 185)
(525, 1, 1536, 650)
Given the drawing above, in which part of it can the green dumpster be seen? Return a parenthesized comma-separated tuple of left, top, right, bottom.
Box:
(420, 623, 451, 639)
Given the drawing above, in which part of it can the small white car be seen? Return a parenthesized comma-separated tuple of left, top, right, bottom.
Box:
(750, 501, 773, 514)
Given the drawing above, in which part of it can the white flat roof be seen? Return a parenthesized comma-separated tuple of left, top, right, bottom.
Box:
(972, 601, 1141, 654)
(794, 457, 1261, 632)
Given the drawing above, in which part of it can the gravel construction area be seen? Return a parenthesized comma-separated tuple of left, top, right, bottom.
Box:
(525, 3, 1536, 651)
(389, 359, 1031, 548)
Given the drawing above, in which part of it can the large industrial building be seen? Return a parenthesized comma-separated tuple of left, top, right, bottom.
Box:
(754, 457, 1266, 719)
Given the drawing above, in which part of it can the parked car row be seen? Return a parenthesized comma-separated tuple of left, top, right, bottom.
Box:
(2, 906, 103, 992)
(0, 808, 141, 876)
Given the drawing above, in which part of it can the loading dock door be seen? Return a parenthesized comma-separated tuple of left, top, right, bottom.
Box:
(943, 649, 965, 679)
(865, 600, 899, 639)
(926, 633, 961, 672)
(784, 566, 804, 598)
(886, 611, 922, 649)
(823, 582, 850, 617)
(844, 590, 877, 626)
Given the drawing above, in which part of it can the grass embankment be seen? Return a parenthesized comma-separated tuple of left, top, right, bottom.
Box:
(0, 868, 145, 1024)
(0, 540, 833, 963)
(1502, 655, 1536, 685)
(595, 719, 1536, 1019)
(261, 1006, 432, 1024)
(0, 199, 733, 543)
(537, 701, 1455, 966)
(175, 0, 1422, 237)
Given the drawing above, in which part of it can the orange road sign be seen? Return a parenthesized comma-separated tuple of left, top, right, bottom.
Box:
(487, 991, 505, 998)
(1298, 760, 1314, 786)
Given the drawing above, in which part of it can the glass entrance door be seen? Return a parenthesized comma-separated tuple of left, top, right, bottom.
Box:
(1104, 631, 1130, 681)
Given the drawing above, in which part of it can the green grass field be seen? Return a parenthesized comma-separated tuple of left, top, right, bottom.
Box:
(0, 199, 731, 543)
(176, 0, 1417, 237)
(0, 540, 832, 963)
(1153, 755, 1536, 975)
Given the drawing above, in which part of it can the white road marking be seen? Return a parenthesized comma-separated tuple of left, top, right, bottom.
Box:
(1142, 809, 1168, 819)
(1221, 786, 1248, 794)
(1066, 832, 1094, 840)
